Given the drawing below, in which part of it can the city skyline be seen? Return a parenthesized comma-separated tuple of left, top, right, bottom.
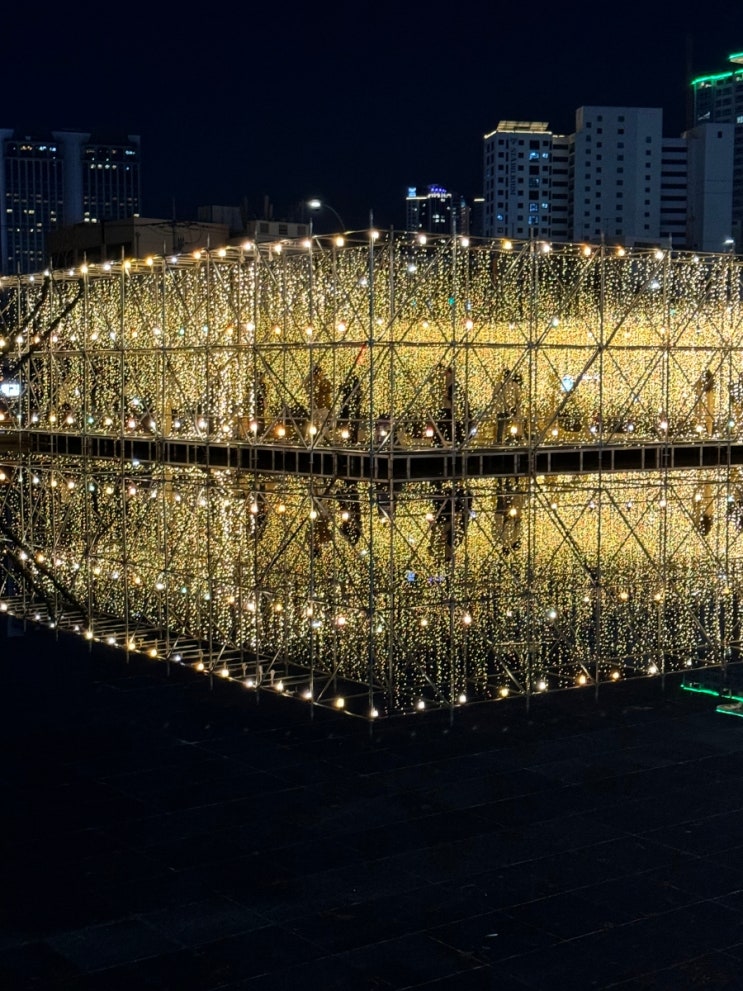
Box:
(5, 4, 743, 230)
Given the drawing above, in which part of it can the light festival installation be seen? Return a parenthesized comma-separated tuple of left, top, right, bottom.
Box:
(0, 232, 742, 717)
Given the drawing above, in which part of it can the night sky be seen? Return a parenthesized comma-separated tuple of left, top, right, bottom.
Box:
(6, 2, 743, 231)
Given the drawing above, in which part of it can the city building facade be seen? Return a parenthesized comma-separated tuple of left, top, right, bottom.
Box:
(692, 52, 743, 245)
(483, 109, 733, 251)
(198, 205, 309, 242)
(572, 107, 663, 245)
(406, 184, 466, 234)
(483, 121, 557, 241)
(0, 129, 141, 274)
(47, 217, 229, 268)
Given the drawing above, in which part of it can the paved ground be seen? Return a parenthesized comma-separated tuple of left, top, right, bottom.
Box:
(2, 624, 743, 990)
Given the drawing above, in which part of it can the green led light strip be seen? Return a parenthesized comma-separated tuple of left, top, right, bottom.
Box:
(716, 703, 743, 718)
(690, 69, 743, 86)
(682, 683, 743, 703)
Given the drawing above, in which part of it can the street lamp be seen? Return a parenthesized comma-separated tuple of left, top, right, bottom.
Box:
(724, 237, 736, 254)
(307, 199, 346, 235)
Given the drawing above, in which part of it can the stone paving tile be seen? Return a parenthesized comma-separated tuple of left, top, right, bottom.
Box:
(287, 889, 453, 955)
(51, 947, 266, 991)
(388, 881, 502, 931)
(211, 855, 428, 924)
(606, 950, 743, 990)
(515, 812, 629, 854)
(344, 808, 494, 861)
(504, 889, 637, 941)
(642, 810, 743, 856)
(714, 890, 743, 912)
(335, 931, 488, 989)
(579, 867, 702, 920)
(0, 941, 82, 990)
(407, 971, 528, 990)
(723, 941, 743, 963)
(138, 896, 269, 946)
(88, 868, 217, 919)
(46, 919, 180, 972)
(653, 855, 743, 901)
(588, 787, 734, 833)
(230, 952, 391, 990)
(428, 909, 547, 962)
(497, 899, 743, 989)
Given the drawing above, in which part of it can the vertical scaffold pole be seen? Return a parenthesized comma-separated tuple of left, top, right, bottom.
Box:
(368, 217, 377, 720)
(595, 240, 605, 701)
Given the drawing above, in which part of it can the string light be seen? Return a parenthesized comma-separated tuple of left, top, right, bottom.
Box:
(0, 235, 741, 715)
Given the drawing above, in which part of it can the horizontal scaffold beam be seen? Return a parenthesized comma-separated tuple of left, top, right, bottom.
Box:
(4, 429, 743, 481)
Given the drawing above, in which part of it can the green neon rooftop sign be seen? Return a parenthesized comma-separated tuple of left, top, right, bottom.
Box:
(691, 70, 737, 86)
(691, 51, 743, 86)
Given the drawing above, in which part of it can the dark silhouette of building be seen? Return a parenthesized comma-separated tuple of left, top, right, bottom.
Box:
(0, 129, 141, 274)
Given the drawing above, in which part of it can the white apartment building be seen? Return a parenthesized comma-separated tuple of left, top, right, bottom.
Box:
(483, 121, 554, 241)
(685, 124, 736, 251)
(571, 107, 662, 245)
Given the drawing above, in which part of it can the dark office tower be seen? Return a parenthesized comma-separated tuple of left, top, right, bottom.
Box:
(0, 129, 141, 274)
(691, 52, 743, 245)
(0, 135, 64, 274)
(406, 184, 464, 234)
(76, 134, 141, 223)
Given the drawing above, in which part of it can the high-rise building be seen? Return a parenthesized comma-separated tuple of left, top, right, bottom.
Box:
(483, 109, 733, 251)
(691, 51, 743, 245)
(0, 129, 141, 274)
(406, 184, 465, 234)
(483, 121, 557, 241)
(572, 107, 663, 245)
(684, 123, 736, 251)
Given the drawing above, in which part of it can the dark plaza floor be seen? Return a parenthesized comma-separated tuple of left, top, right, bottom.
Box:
(2, 626, 743, 991)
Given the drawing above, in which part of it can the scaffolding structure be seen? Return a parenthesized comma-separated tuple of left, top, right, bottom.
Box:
(1, 232, 743, 717)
